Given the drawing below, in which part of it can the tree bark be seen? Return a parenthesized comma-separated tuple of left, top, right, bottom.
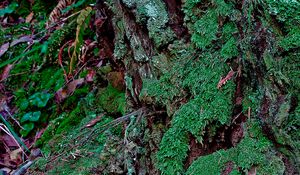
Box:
(96, 0, 300, 174)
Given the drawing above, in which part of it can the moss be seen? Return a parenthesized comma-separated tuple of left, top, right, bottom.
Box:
(266, 0, 300, 29)
(192, 10, 219, 49)
(187, 120, 285, 175)
(55, 105, 84, 134)
(96, 84, 126, 115)
(35, 113, 66, 146)
(279, 27, 300, 51)
(221, 37, 239, 60)
(154, 49, 235, 174)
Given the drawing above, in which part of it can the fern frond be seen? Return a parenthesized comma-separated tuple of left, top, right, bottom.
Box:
(69, 6, 92, 75)
(47, 0, 75, 27)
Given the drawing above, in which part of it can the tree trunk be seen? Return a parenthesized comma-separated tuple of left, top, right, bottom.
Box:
(95, 0, 299, 174)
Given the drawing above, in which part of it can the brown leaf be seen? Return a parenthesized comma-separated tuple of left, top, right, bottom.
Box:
(86, 69, 96, 82)
(66, 78, 85, 94)
(0, 43, 9, 58)
(107, 71, 125, 91)
(55, 78, 85, 103)
(25, 12, 34, 23)
(55, 88, 68, 103)
(0, 64, 13, 82)
(84, 114, 105, 128)
(9, 148, 23, 165)
(2, 134, 19, 147)
(217, 69, 235, 89)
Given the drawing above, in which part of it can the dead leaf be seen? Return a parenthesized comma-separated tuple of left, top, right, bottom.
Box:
(107, 71, 125, 91)
(84, 114, 105, 128)
(55, 88, 68, 103)
(10, 35, 33, 47)
(2, 134, 19, 147)
(9, 148, 23, 165)
(0, 64, 13, 82)
(55, 78, 85, 103)
(248, 166, 256, 175)
(0, 43, 9, 58)
(86, 69, 96, 82)
(25, 12, 34, 23)
(217, 69, 235, 89)
(66, 78, 85, 94)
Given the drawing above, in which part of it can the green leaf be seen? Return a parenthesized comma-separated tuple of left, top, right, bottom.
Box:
(19, 99, 29, 110)
(29, 92, 51, 108)
(14, 88, 27, 98)
(21, 111, 41, 122)
(20, 123, 35, 137)
(0, 2, 18, 17)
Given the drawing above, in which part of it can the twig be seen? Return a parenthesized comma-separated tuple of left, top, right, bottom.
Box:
(0, 124, 27, 157)
(12, 161, 33, 175)
(0, 114, 29, 154)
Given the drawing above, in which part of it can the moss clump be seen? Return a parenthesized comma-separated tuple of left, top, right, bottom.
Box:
(96, 84, 126, 115)
(187, 120, 285, 175)
(151, 47, 235, 174)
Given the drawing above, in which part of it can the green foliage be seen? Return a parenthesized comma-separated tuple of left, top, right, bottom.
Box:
(20, 122, 35, 137)
(70, 7, 93, 73)
(192, 10, 218, 49)
(152, 47, 235, 174)
(45, 22, 76, 59)
(156, 129, 189, 175)
(21, 111, 41, 122)
(55, 104, 84, 134)
(32, 0, 57, 15)
(62, 0, 93, 14)
(187, 0, 237, 49)
(29, 92, 51, 108)
(0, 2, 18, 17)
(15, 0, 31, 16)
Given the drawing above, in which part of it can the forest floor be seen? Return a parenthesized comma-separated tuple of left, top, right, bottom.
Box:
(1, 0, 300, 175)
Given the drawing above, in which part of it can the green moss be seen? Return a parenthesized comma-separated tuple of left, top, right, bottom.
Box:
(192, 10, 219, 49)
(154, 50, 235, 174)
(96, 84, 126, 115)
(55, 105, 84, 134)
(187, 0, 237, 49)
(266, 0, 300, 29)
(279, 27, 300, 51)
(221, 37, 239, 60)
(187, 121, 285, 175)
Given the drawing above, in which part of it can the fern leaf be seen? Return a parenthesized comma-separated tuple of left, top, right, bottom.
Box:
(69, 6, 92, 74)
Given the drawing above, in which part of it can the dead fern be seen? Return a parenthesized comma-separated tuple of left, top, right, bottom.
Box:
(46, 0, 75, 27)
